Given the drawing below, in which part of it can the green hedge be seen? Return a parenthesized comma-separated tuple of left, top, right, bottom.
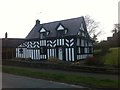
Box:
(2, 59, 118, 74)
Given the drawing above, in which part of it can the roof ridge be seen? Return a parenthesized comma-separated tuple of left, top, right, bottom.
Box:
(2, 38, 25, 40)
(40, 16, 84, 25)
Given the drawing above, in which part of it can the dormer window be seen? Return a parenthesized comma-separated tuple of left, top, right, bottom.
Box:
(56, 24, 67, 37)
(40, 27, 46, 32)
(57, 24, 64, 30)
(39, 27, 46, 39)
(40, 33, 46, 39)
(80, 23, 84, 31)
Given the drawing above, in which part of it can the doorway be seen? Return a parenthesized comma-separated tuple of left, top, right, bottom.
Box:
(58, 48, 63, 60)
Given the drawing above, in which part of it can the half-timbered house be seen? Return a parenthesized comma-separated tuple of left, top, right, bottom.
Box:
(16, 16, 93, 61)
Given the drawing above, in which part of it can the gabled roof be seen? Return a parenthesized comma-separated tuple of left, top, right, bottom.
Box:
(26, 16, 88, 39)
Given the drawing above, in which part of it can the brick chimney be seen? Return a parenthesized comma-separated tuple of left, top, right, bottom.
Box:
(35, 19, 40, 26)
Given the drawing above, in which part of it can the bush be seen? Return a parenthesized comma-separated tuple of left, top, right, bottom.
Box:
(47, 56, 59, 63)
(25, 58, 32, 61)
(85, 56, 103, 66)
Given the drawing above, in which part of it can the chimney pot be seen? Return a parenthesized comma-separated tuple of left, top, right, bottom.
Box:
(5, 32, 8, 39)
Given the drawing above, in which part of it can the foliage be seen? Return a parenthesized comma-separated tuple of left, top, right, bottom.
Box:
(111, 23, 120, 34)
(3, 59, 118, 74)
(93, 47, 119, 68)
(85, 56, 103, 66)
(71, 61, 80, 65)
(47, 56, 60, 63)
(101, 48, 119, 67)
(84, 15, 102, 42)
(94, 41, 110, 54)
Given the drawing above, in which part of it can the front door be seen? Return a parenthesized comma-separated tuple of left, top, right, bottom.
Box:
(58, 48, 63, 60)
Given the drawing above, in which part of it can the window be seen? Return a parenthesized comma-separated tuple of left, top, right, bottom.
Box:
(19, 48, 23, 54)
(88, 42, 92, 46)
(40, 28, 46, 32)
(85, 48, 88, 54)
(39, 27, 47, 39)
(89, 47, 93, 54)
(81, 39, 84, 46)
(84, 40, 88, 46)
(81, 47, 84, 54)
(77, 38, 80, 46)
(56, 24, 67, 37)
(57, 30, 65, 37)
(77, 47, 81, 54)
(40, 47, 47, 54)
(40, 33, 46, 39)
(57, 25, 64, 30)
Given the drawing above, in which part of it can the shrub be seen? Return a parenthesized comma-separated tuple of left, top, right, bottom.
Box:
(85, 56, 103, 66)
(25, 58, 32, 61)
(47, 56, 59, 63)
(71, 61, 79, 65)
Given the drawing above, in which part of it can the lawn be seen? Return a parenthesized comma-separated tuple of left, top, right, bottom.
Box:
(2, 66, 118, 88)
(101, 47, 119, 66)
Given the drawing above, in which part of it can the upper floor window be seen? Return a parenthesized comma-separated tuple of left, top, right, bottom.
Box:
(89, 47, 93, 54)
(57, 31, 65, 37)
(56, 24, 67, 37)
(39, 27, 46, 39)
(81, 47, 85, 54)
(40, 27, 46, 33)
(40, 33, 46, 39)
(77, 38, 80, 46)
(57, 24, 64, 30)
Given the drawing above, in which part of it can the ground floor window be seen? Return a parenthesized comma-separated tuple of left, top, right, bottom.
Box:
(81, 47, 85, 54)
(19, 48, 23, 54)
(89, 47, 93, 54)
(40, 47, 47, 54)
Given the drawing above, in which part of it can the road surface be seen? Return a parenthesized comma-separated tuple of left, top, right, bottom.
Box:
(2, 73, 85, 88)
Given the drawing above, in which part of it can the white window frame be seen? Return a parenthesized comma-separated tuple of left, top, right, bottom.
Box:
(57, 24, 65, 30)
(40, 28, 46, 32)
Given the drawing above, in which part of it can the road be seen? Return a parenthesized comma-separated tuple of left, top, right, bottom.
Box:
(2, 73, 85, 88)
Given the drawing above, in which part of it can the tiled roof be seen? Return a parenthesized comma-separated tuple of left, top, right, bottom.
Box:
(26, 16, 88, 39)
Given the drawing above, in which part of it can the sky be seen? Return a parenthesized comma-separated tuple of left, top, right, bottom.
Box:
(0, 0, 119, 41)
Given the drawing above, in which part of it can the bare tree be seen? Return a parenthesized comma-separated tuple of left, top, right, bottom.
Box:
(84, 15, 102, 41)
(111, 23, 120, 34)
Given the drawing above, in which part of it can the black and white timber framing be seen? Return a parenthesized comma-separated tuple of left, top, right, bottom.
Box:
(16, 16, 93, 61)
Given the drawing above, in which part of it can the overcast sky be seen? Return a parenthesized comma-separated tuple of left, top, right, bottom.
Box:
(0, 0, 119, 41)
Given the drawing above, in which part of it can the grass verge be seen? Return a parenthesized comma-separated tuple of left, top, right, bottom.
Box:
(2, 66, 118, 88)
